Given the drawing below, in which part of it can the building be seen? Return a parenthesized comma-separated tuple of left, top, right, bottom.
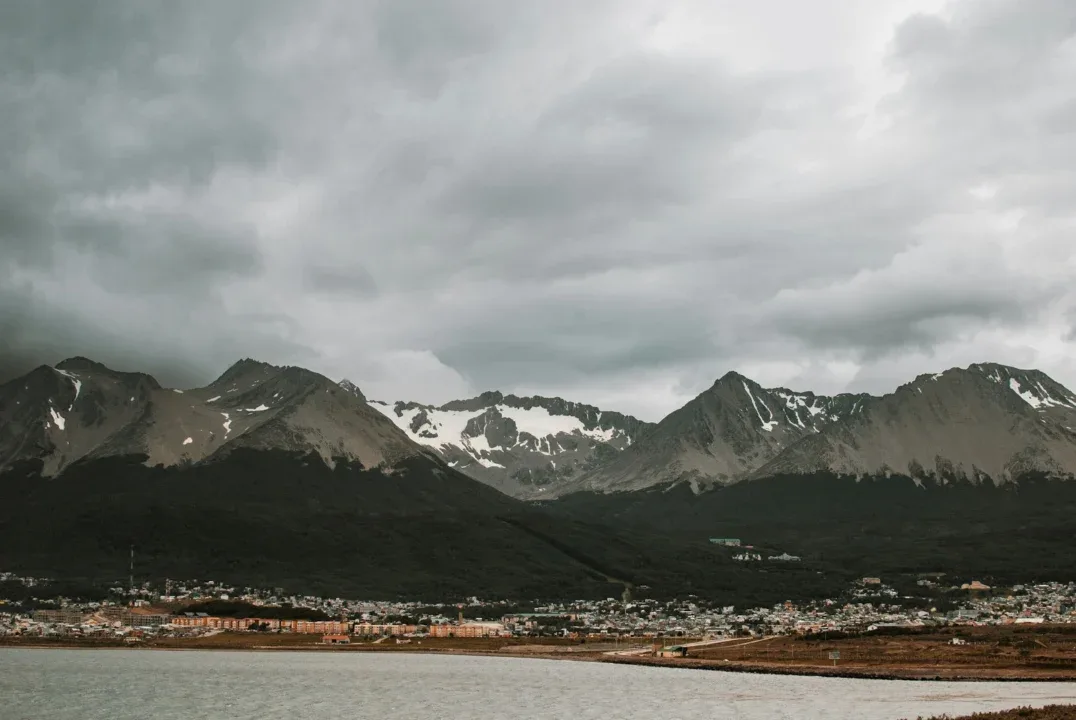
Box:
(352, 623, 417, 636)
(119, 613, 169, 627)
(653, 644, 688, 658)
(169, 615, 349, 634)
(33, 609, 85, 624)
(961, 581, 992, 592)
(709, 538, 741, 547)
(277, 620, 350, 634)
(428, 622, 507, 638)
(322, 634, 351, 644)
(501, 613, 577, 632)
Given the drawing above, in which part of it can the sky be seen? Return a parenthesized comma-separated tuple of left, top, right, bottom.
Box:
(2, 0, 1076, 422)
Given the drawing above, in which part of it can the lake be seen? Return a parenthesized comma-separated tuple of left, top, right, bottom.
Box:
(3, 649, 1076, 719)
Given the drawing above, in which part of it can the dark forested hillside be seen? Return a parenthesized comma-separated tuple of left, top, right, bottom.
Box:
(545, 473, 1076, 585)
(7, 445, 1075, 604)
(0, 450, 839, 605)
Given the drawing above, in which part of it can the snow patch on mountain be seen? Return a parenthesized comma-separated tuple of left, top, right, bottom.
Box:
(1010, 378, 1043, 408)
(370, 401, 623, 468)
(501, 404, 617, 442)
(743, 382, 777, 432)
(1008, 377, 1076, 409)
(54, 368, 82, 410)
(48, 406, 65, 431)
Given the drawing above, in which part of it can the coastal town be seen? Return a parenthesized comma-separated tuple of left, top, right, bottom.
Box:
(4, 570, 1076, 650)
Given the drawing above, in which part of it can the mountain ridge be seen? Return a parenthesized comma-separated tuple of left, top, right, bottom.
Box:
(0, 357, 421, 477)
(559, 361, 1076, 497)
(7, 355, 1076, 500)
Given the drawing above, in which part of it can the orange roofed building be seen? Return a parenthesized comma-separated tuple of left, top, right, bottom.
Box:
(427, 622, 508, 638)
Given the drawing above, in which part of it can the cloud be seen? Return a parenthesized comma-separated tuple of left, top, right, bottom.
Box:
(1, 0, 1075, 420)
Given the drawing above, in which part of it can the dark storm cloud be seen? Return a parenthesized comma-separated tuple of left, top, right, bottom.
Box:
(771, 279, 1049, 356)
(2, 0, 1075, 417)
(0, 0, 290, 384)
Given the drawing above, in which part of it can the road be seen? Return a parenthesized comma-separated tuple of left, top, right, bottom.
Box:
(604, 636, 775, 657)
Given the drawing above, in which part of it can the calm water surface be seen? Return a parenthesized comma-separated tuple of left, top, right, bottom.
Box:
(3, 648, 1076, 719)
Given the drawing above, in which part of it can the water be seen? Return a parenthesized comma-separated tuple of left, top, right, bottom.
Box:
(3, 649, 1076, 719)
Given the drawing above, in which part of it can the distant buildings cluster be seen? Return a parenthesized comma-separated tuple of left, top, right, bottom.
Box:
(5, 572, 1076, 645)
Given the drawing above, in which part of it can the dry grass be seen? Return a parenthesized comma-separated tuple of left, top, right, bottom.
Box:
(912, 706, 1076, 719)
(683, 626, 1076, 676)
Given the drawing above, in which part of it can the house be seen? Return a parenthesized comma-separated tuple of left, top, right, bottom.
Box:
(949, 637, 968, 645)
(709, 538, 741, 547)
(653, 644, 688, 658)
(322, 634, 351, 644)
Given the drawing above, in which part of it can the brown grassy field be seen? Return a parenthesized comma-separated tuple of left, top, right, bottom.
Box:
(911, 706, 1076, 719)
(603, 626, 1076, 680)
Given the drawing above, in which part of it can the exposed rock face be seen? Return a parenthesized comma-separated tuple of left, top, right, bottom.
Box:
(367, 392, 652, 497)
(0, 357, 419, 475)
(753, 365, 1076, 484)
(555, 372, 868, 495)
(554, 364, 1076, 496)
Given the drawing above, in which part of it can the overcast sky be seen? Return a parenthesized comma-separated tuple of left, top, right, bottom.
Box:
(3, 0, 1075, 421)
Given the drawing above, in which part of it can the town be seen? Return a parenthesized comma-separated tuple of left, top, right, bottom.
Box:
(4, 570, 1076, 651)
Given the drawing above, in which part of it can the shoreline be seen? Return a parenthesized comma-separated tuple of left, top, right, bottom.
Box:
(597, 655, 1076, 683)
(5, 639, 1076, 682)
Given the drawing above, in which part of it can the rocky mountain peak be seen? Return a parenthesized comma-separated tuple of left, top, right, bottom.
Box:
(55, 356, 112, 374)
(53, 357, 162, 389)
(338, 378, 366, 402)
(209, 358, 279, 388)
(439, 391, 505, 412)
(712, 370, 751, 388)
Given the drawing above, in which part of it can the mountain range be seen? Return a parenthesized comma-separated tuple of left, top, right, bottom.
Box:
(5, 355, 1076, 601)
(373, 362, 1076, 498)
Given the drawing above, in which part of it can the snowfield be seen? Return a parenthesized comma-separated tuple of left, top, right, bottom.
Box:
(371, 401, 623, 465)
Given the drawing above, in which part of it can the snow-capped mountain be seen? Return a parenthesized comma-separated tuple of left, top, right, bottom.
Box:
(363, 390, 652, 497)
(0, 357, 419, 475)
(555, 363, 1076, 496)
(11, 356, 1076, 501)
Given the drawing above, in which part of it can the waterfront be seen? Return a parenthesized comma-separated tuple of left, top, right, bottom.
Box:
(4, 649, 1076, 719)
